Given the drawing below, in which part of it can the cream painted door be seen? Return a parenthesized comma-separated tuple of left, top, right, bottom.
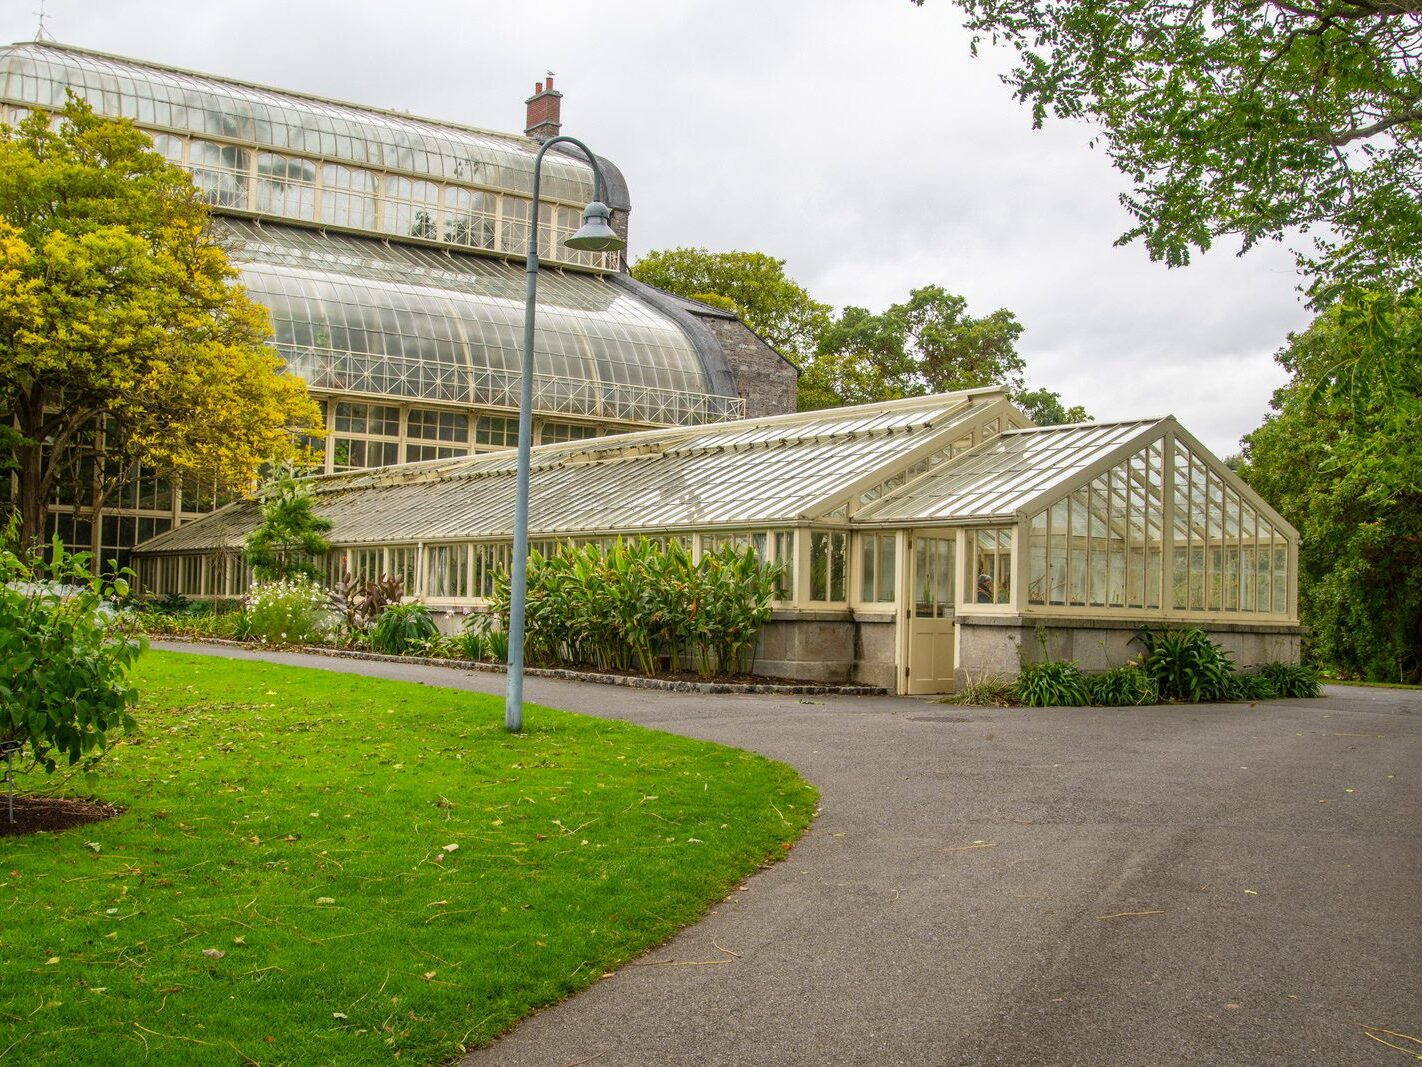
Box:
(906, 530, 957, 694)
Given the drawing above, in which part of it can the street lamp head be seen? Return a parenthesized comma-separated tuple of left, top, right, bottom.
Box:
(564, 201, 626, 252)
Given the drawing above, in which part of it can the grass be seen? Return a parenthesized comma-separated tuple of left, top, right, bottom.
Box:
(1321, 676, 1422, 691)
(0, 651, 817, 1064)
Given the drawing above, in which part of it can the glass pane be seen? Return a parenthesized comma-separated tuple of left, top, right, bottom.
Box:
(1028, 510, 1047, 606)
(877, 534, 896, 604)
(811, 531, 828, 602)
(861, 534, 876, 602)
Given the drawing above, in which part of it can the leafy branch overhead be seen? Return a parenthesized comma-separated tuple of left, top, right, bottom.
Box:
(921, 1, 1422, 301)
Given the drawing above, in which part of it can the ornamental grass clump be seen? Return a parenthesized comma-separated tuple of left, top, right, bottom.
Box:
(1014, 659, 1092, 707)
(493, 538, 781, 678)
(1133, 627, 1236, 702)
(1257, 661, 1323, 698)
(244, 576, 333, 646)
(1086, 664, 1158, 707)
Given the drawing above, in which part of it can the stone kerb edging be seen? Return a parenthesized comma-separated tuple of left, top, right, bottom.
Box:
(160, 637, 887, 696)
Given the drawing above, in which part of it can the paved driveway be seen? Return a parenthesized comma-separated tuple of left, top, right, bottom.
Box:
(158, 643, 1422, 1065)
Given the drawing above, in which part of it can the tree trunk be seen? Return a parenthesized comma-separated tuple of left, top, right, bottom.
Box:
(16, 435, 46, 549)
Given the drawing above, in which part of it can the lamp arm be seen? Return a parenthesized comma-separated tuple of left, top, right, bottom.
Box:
(531, 134, 609, 209)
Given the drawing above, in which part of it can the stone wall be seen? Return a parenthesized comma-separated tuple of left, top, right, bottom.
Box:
(752, 612, 857, 684)
(954, 615, 1304, 689)
(853, 614, 898, 690)
(695, 315, 799, 418)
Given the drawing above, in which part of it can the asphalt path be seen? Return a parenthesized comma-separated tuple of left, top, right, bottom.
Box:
(155, 642, 1422, 1066)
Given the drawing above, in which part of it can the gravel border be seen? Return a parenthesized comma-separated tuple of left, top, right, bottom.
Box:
(157, 637, 887, 696)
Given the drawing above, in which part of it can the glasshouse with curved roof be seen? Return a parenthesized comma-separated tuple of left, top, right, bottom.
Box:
(135, 390, 1302, 694)
(0, 41, 793, 565)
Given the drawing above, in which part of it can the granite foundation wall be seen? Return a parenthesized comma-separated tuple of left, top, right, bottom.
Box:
(954, 615, 1304, 688)
(752, 614, 858, 684)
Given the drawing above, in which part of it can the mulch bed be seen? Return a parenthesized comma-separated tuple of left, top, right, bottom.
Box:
(0, 796, 122, 837)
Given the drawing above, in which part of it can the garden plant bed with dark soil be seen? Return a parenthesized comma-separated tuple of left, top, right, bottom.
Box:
(0, 795, 122, 836)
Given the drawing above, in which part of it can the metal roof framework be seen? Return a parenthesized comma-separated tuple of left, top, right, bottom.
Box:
(139, 390, 1017, 553)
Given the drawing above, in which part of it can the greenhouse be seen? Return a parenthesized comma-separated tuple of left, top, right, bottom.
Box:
(0, 42, 792, 566)
(134, 389, 1301, 693)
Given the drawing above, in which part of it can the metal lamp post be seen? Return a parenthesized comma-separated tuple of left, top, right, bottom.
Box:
(506, 136, 626, 732)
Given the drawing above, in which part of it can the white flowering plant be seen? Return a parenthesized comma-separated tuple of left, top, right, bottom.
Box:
(244, 577, 334, 646)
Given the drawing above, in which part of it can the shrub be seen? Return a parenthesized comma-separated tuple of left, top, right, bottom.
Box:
(0, 538, 140, 773)
(245, 577, 333, 646)
(329, 572, 404, 634)
(491, 538, 781, 678)
(459, 616, 490, 661)
(1133, 627, 1235, 702)
(486, 627, 510, 664)
(1257, 661, 1323, 698)
(369, 602, 439, 655)
(1087, 665, 1158, 707)
(1015, 660, 1091, 707)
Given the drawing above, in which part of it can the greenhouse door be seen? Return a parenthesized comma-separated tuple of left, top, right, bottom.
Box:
(905, 530, 957, 694)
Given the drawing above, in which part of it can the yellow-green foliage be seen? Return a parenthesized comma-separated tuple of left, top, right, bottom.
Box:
(0, 97, 322, 544)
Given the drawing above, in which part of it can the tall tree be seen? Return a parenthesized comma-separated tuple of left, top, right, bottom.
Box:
(800, 285, 1041, 410)
(630, 248, 832, 360)
(0, 98, 321, 547)
(1013, 387, 1089, 427)
(1239, 295, 1422, 682)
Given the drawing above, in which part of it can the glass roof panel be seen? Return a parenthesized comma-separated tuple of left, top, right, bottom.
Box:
(136, 394, 999, 552)
(216, 219, 739, 424)
(858, 420, 1166, 523)
(0, 43, 597, 202)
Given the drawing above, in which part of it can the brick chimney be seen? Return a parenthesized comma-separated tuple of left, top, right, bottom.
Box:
(524, 75, 562, 142)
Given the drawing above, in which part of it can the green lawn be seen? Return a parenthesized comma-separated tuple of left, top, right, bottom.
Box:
(0, 652, 816, 1064)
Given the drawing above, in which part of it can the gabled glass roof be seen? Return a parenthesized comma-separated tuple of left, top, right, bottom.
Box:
(218, 219, 740, 424)
(0, 42, 597, 202)
(137, 392, 1005, 552)
(857, 419, 1166, 523)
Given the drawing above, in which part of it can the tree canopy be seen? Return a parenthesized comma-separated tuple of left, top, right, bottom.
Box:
(0, 98, 321, 548)
(800, 285, 1027, 408)
(630, 247, 831, 360)
(633, 248, 1085, 421)
(1239, 296, 1422, 682)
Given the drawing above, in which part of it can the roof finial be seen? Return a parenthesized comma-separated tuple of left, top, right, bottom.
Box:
(33, 0, 56, 41)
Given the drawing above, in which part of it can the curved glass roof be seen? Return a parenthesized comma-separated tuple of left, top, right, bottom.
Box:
(220, 220, 741, 425)
(0, 42, 598, 203)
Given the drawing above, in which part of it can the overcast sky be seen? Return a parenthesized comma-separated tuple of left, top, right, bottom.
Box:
(6, 0, 1314, 456)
